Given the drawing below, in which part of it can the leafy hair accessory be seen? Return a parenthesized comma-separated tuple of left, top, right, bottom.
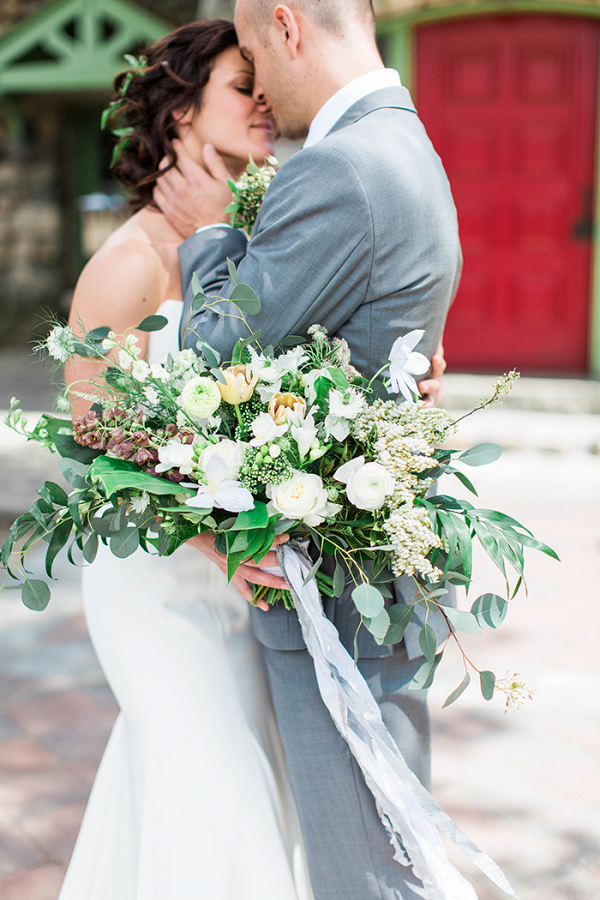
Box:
(101, 54, 147, 168)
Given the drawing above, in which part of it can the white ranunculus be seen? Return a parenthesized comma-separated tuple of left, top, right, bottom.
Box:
(185, 454, 254, 513)
(199, 439, 246, 481)
(250, 411, 288, 446)
(267, 472, 342, 526)
(334, 456, 395, 511)
(388, 331, 429, 402)
(155, 440, 195, 476)
(178, 376, 222, 421)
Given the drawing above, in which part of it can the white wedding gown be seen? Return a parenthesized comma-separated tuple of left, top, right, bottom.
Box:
(58, 301, 312, 900)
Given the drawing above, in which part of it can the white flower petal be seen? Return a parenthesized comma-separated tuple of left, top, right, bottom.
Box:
(333, 457, 365, 484)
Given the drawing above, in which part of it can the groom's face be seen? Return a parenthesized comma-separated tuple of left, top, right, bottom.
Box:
(234, 4, 311, 140)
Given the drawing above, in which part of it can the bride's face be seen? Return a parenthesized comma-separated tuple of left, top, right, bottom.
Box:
(175, 45, 275, 176)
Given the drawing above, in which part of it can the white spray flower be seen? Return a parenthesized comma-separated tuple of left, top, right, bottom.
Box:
(45, 325, 77, 363)
(132, 360, 150, 382)
(199, 439, 246, 481)
(185, 454, 254, 513)
(388, 331, 429, 402)
(250, 412, 289, 446)
(155, 440, 195, 476)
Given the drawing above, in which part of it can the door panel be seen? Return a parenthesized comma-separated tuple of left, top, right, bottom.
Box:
(417, 16, 599, 372)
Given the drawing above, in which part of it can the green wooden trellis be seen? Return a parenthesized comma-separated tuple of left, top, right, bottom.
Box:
(0, 0, 169, 94)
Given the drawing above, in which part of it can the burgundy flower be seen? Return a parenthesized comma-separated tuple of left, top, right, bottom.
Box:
(80, 431, 106, 450)
(135, 447, 157, 466)
(179, 430, 195, 445)
(132, 430, 149, 448)
(165, 423, 178, 438)
(112, 441, 136, 461)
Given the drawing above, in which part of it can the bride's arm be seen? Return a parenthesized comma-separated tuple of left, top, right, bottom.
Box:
(65, 240, 169, 417)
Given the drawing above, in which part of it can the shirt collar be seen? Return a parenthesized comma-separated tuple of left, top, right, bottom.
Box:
(304, 68, 402, 149)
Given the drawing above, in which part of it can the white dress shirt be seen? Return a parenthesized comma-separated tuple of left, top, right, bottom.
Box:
(303, 68, 402, 149)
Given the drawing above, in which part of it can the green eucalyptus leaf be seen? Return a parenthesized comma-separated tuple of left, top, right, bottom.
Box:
(227, 258, 239, 286)
(351, 583, 385, 618)
(382, 603, 414, 644)
(363, 607, 391, 643)
(136, 315, 169, 333)
(229, 283, 261, 315)
(211, 367, 227, 385)
(58, 458, 89, 490)
(332, 562, 346, 598)
(45, 518, 73, 578)
(83, 532, 99, 564)
(419, 622, 439, 661)
(480, 670, 496, 701)
(442, 672, 471, 708)
(471, 593, 508, 629)
(443, 606, 481, 635)
(110, 526, 140, 559)
(303, 556, 323, 586)
(458, 443, 503, 467)
(195, 338, 221, 369)
(410, 652, 443, 690)
(22, 579, 51, 611)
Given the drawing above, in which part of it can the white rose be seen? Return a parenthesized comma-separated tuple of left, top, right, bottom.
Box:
(200, 439, 246, 481)
(250, 411, 288, 446)
(155, 440, 195, 475)
(334, 456, 395, 511)
(267, 472, 341, 526)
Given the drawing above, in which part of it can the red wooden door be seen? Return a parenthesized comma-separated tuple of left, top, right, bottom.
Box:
(417, 16, 599, 372)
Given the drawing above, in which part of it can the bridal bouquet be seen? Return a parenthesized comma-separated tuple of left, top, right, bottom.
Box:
(2, 270, 557, 708)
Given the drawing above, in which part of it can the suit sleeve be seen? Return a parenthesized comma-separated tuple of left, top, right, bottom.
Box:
(179, 146, 373, 360)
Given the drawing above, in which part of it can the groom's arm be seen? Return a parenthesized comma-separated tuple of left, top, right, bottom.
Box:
(177, 145, 374, 361)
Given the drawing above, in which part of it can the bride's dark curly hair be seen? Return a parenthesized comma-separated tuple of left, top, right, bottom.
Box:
(108, 20, 238, 211)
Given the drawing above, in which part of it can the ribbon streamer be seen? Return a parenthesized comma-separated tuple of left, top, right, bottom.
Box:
(276, 542, 519, 900)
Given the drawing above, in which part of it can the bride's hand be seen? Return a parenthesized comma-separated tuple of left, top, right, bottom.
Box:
(418, 340, 446, 408)
(153, 140, 233, 239)
(187, 531, 290, 610)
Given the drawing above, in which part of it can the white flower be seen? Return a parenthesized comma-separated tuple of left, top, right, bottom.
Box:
(388, 331, 429, 402)
(126, 334, 142, 357)
(328, 387, 365, 420)
(276, 346, 308, 373)
(131, 492, 150, 514)
(144, 386, 160, 405)
(45, 325, 77, 363)
(257, 380, 282, 403)
(290, 412, 318, 459)
(334, 456, 396, 511)
(185, 454, 254, 513)
(132, 360, 150, 382)
(199, 439, 246, 481)
(267, 472, 342, 526)
(247, 347, 282, 382)
(150, 363, 169, 382)
(250, 412, 289, 446)
(155, 440, 196, 475)
(101, 331, 118, 351)
(324, 415, 351, 442)
(178, 376, 222, 421)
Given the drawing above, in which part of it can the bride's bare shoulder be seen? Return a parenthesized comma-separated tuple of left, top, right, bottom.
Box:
(72, 212, 172, 333)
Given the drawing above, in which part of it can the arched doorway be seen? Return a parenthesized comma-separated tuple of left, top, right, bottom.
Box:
(416, 15, 599, 373)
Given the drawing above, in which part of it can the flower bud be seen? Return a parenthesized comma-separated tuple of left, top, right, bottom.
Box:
(268, 392, 306, 426)
(218, 365, 258, 405)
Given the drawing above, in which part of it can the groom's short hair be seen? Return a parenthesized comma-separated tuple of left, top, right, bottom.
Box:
(246, 0, 376, 37)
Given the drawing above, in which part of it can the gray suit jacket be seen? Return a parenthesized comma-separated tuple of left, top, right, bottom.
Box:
(178, 86, 461, 658)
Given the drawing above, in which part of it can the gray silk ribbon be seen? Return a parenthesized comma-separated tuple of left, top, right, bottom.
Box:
(276, 542, 519, 900)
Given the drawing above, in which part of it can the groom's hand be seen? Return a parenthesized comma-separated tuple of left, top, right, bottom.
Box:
(153, 140, 233, 239)
(418, 340, 446, 407)
(187, 531, 289, 610)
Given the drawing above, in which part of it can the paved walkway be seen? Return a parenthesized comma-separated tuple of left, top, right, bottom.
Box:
(0, 349, 599, 899)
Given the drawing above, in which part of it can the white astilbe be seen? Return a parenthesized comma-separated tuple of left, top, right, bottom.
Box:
(383, 506, 443, 579)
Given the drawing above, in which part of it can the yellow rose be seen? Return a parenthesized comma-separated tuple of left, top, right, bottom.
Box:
(218, 365, 258, 405)
(268, 392, 306, 426)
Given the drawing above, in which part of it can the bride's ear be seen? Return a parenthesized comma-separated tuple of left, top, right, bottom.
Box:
(171, 105, 194, 132)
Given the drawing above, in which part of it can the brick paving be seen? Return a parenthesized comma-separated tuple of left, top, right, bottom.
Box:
(0, 350, 599, 899)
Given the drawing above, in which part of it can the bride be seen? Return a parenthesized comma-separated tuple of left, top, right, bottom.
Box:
(61, 20, 311, 900)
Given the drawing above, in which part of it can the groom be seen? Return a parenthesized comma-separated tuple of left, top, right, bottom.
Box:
(155, 1, 461, 897)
